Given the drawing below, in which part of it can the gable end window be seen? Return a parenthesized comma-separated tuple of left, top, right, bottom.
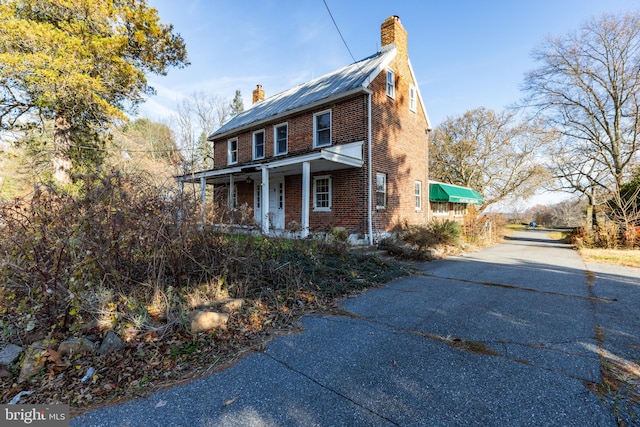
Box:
(415, 180, 422, 210)
(228, 139, 238, 165)
(386, 69, 395, 98)
(376, 173, 387, 209)
(274, 123, 288, 155)
(313, 175, 331, 211)
(409, 85, 417, 112)
(253, 130, 265, 159)
(313, 110, 331, 148)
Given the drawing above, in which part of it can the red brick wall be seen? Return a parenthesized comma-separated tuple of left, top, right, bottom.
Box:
(213, 96, 368, 168)
(368, 49, 430, 234)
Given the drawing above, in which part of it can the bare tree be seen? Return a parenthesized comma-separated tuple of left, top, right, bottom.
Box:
(522, 11, 640, 228)
(171, 91, 231, 172)
(429, 107, 552, 211)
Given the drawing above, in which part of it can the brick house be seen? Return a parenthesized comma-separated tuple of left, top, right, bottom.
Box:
(177, 16, 431, 245)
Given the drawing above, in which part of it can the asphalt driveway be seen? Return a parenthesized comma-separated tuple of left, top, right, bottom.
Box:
(72, 229, 640, 426)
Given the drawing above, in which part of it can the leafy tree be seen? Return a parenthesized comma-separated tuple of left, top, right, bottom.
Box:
(108, 118, 182, 182)
(429, 107, 552, 210)
(0, 0, 189, 184)
(230, 90, 244, 117)
(522, 11, 640, 227)
(122, 118, 181, 163)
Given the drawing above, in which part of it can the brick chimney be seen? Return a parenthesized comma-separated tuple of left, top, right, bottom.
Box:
(381, 16, 408, 59)
(252, 84, 265, 104)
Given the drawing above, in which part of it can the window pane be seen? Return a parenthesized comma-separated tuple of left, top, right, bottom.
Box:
(376, 173, 386, 208)
(314, 177, 330, 209)
(315, 112, 331, 147)
(276, 125, 287, 154)
(386, 70, 395, 97)
(317, 129, 330, 146)
(316, 113, 330, 130)
(254, 132, 264, 158)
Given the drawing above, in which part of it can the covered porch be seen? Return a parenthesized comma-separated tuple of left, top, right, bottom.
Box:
(176, 141, 364, 237)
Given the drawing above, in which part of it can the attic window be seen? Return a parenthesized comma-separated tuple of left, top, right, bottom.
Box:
(386, 69, 395, 98)
(409, 84, 417, 112)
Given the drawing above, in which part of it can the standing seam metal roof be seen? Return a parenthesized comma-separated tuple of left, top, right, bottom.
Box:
(209, 49, 395, 140)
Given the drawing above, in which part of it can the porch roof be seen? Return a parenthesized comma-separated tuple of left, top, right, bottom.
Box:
(429, 182, 484, 204)
(176, 141, 364, 184)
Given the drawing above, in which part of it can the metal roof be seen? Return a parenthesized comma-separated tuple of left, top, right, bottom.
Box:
(209, 48, 396, 140)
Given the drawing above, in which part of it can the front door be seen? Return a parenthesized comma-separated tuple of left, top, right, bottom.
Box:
(268, 177, 285, 229)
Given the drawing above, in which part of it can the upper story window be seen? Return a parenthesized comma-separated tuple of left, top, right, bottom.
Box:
(386, 69, 395, 98)
(274, 123, 288, 155)
(415, 180, 422, 210)
(376, 172, 387, 209)
(313, 110, 331, 148)
(253, 130, 265, 160)
(409, 84, 417, 112)
(313, 175, 331, 211)
(228, 138, 238, 165)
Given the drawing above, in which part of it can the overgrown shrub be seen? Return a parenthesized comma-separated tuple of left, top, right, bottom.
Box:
(0, 171, 405, 347)
(428, 219, 462, 246)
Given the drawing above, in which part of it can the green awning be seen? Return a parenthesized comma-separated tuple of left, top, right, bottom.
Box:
(429, 182, 484, 204)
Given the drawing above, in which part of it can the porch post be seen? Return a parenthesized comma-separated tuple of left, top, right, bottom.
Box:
(199, 177, 206, 224)
(177, 180, 184, 227)
(228, 174, 235, 208)
(301, 161, 310, 237)
(261, 167, 270, 234)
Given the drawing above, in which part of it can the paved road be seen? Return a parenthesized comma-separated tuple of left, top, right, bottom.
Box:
(72, 230, 640, 426)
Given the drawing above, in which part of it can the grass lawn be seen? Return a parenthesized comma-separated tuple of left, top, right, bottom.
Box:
(578, 248, 640, 268)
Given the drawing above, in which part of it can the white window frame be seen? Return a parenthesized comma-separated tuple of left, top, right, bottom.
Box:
(409, 84, 417, 112)
(415, 180, 422, 210)
(227, 138, 238, 165)
(313, 110, 332, 148)
(274, 123, 288, 156)
(386, 69, 395, 99)
(252, 129, 265, 160)
(313, 175, 332, 211)
(376, 173, 387, 209)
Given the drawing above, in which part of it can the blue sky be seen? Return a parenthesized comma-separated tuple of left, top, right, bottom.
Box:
(142, 0, 639, 128)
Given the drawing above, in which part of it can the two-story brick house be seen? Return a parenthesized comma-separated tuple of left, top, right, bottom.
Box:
(177, 16, 431, 245)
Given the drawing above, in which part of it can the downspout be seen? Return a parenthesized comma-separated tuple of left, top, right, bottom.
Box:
(367, 90, 374, 246)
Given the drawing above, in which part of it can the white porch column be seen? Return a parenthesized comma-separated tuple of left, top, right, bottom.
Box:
(301, 161, 310, 237)
(199, 177, 206, 224)
(261, 167, 270, 234)
(228, 174, 235, 208)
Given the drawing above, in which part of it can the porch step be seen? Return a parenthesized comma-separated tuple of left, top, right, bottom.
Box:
(349, 245, 388, 257)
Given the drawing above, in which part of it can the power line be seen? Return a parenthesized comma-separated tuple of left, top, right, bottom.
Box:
(322, 0, 358, 65)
